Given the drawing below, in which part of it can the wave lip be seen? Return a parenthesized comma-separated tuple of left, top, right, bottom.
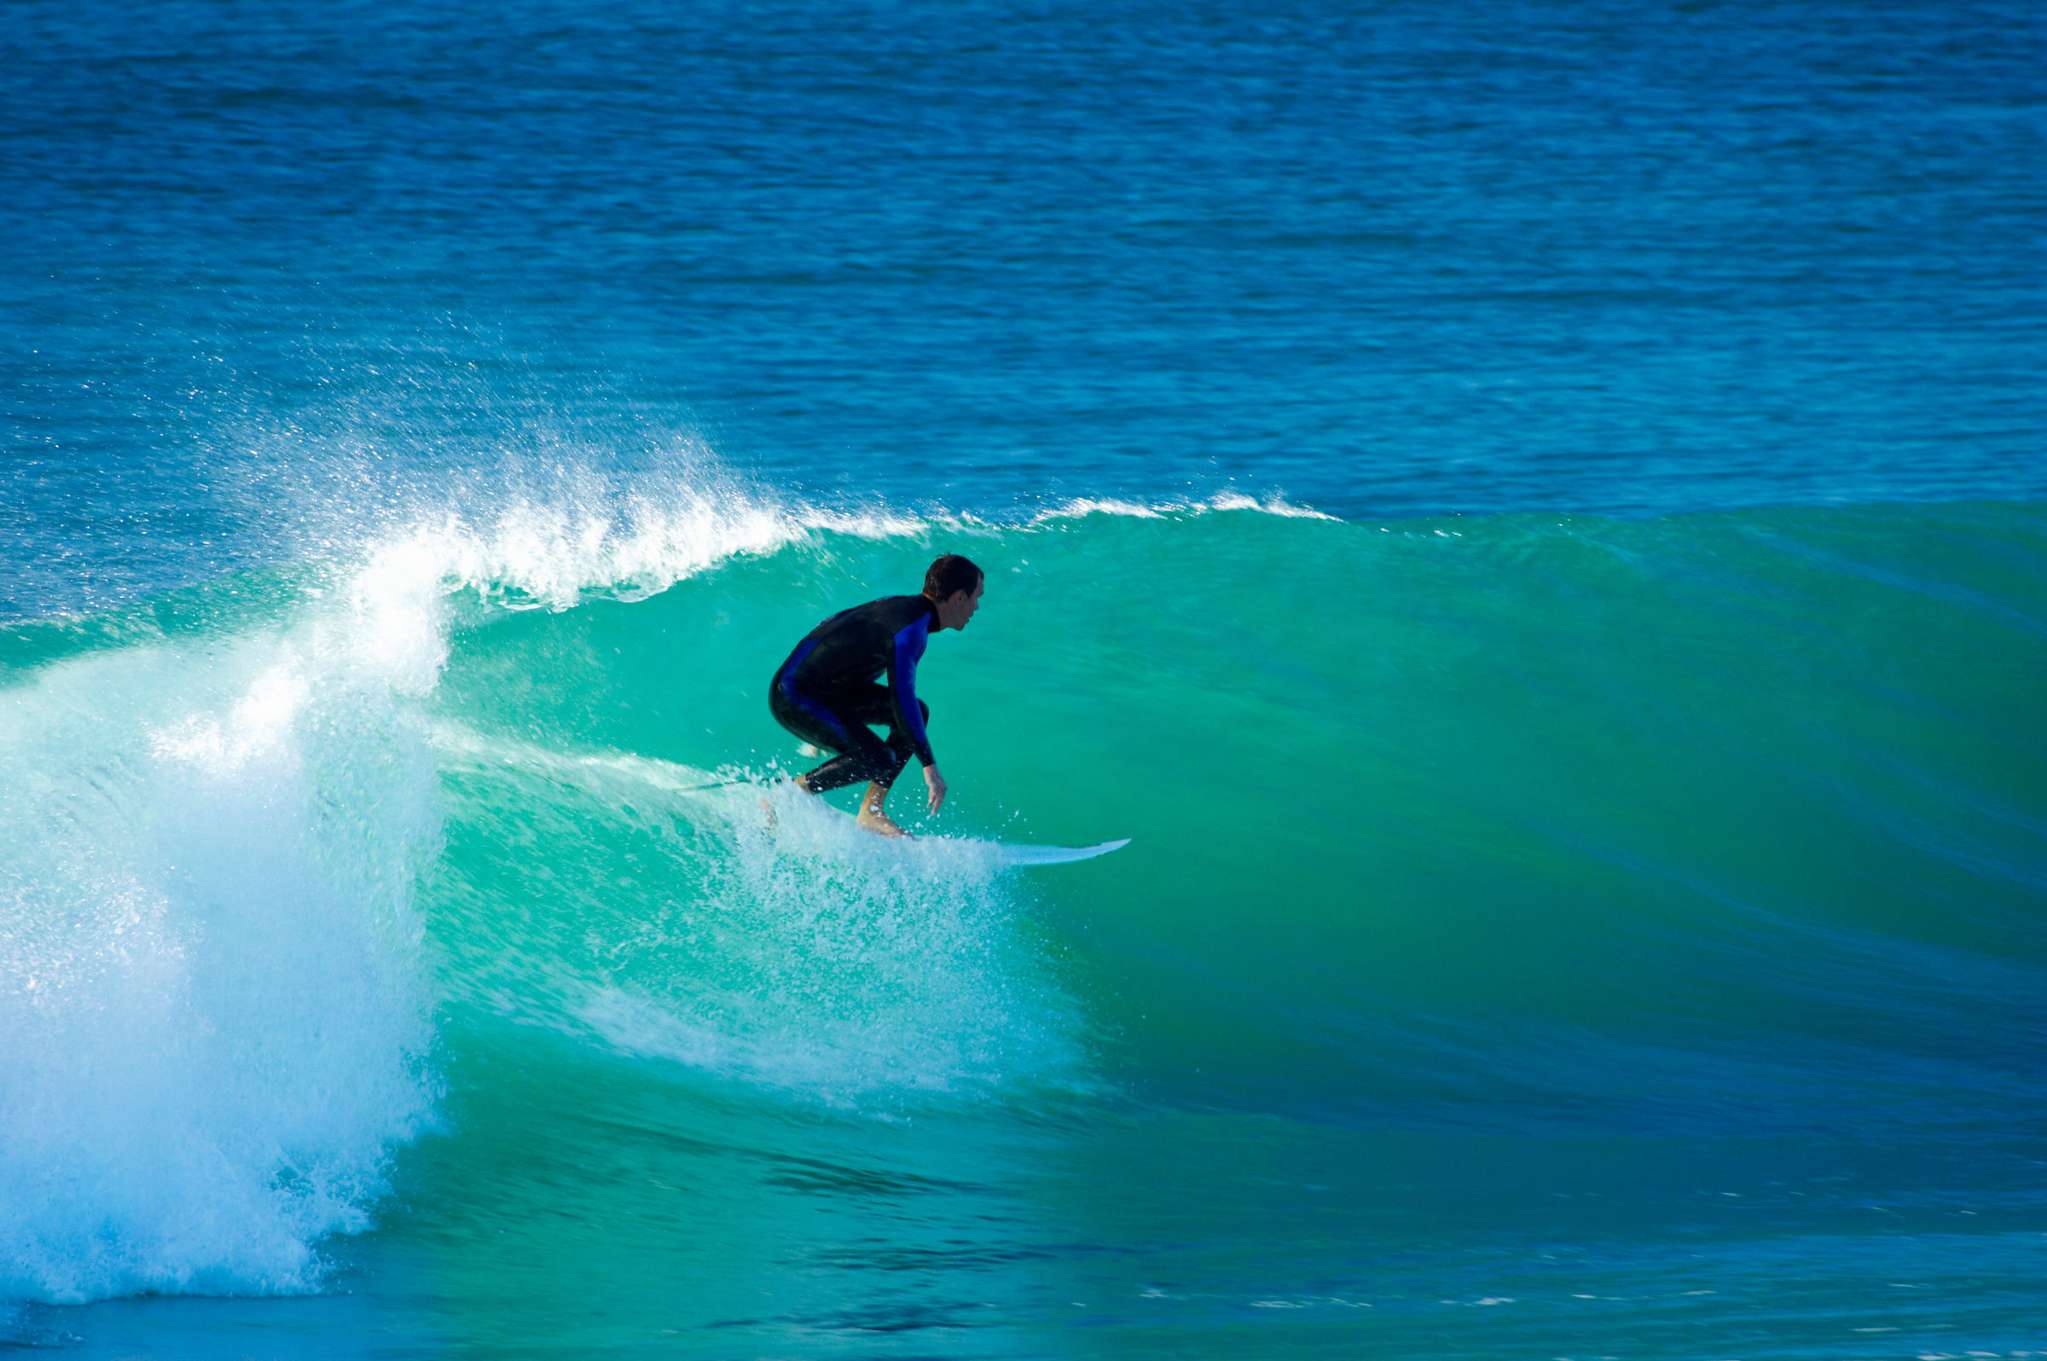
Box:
(285, 462, 1340, 625)
(1029, 491, 1339, 524)
(350, 482, 935, 616)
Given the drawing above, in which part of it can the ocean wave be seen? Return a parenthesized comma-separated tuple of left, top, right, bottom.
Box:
(327, 472, 1337, 620)
(9, 486, 2044, 1310)
(426, 728, 1089, 1109)
(0, 612, 441, 1303)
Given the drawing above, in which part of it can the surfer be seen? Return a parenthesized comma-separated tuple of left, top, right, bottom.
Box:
(768, 554, 984, 836)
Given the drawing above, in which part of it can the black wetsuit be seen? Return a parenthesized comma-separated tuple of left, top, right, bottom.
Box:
(769, 595, 938, 793)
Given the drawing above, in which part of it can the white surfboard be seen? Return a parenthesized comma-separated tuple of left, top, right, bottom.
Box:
(964, 836, 1130, 868)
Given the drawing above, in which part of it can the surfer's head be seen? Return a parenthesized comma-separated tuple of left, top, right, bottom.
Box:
(924, 554, 984, 631)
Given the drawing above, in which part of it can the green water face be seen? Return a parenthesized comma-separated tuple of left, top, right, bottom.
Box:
(9, 501, 2045, 1356)
(420, 503, 2047, 1115)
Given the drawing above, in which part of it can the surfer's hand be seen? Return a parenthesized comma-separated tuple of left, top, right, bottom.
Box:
(924, 764, 947, 814)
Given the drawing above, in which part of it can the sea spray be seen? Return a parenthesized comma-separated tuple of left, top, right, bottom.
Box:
(429, 731, 1087, 1108)
(0, 612, 440, 1300)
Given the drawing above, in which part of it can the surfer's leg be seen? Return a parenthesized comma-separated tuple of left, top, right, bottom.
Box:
(771, 685, 926, 822)
(771, 686, 891, 794)
(795, 718, 898, 794)
(842, 691, 926, 795)
(830, 690, 928, 835)
(801, 748, 892, 794)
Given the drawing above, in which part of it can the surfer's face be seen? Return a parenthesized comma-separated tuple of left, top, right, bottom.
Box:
(939, 580, 983, 630)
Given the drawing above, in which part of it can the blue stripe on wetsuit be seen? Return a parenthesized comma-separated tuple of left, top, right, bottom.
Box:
(888, 612, 934, 767)
(776, 639, 852, 746)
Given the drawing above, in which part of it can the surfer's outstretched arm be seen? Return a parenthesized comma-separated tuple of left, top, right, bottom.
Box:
(885, 610, 945, 814)
(886, 612, 937, 768)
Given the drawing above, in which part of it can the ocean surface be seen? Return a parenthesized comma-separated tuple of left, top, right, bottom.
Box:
(3, 1, 2044, 1357)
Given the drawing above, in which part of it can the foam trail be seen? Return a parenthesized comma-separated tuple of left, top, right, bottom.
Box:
(425, 732, 1088, 1109)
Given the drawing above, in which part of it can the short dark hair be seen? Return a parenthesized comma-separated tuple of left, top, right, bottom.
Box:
(923, 553, 983, 600)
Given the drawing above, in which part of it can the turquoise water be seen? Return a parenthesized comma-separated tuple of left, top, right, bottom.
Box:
(7, 498, 2045, 1357)
(5, 1, 2047, 1356)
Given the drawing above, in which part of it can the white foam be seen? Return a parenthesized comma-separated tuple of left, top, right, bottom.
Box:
(1035, 496, 1171, 521)
(312, 462, 1332, 622)
(347, 479, 934, 616)
(1, 588, 441, 1304)
(1205, 491, 1342, 520)
(1032, 491, 1339, 524)
(419, 745, 1086, 1108)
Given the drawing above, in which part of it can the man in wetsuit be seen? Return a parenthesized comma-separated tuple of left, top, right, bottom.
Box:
(769, 554, 984, 836)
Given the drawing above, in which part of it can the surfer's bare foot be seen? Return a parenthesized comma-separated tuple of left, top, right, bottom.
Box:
(855, 807, 906, 837)
(855, 781, 905, 836)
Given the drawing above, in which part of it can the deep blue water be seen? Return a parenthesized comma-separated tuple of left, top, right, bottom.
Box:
(6, 0, 2044, 619)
